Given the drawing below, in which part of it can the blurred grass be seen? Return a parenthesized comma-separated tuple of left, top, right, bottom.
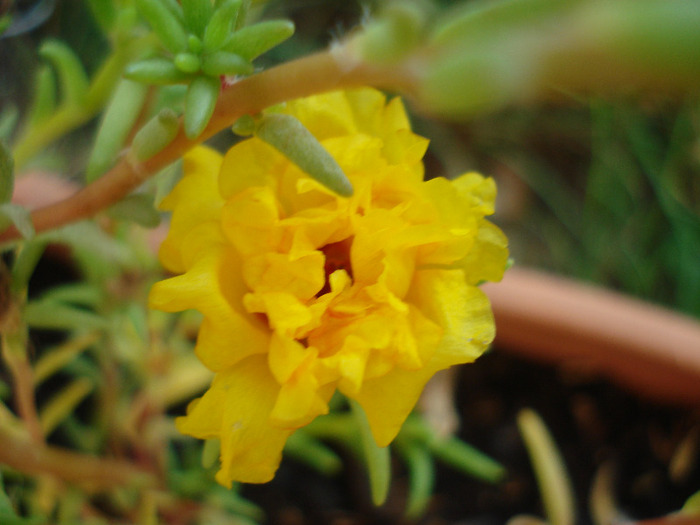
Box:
(425, 99, 700, 319)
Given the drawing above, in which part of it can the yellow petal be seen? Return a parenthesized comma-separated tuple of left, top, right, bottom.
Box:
(176, 354, 291, 485)
(158, 147, 225, 273)
(150, 250, 269, 371)
(351, 364, 438, 447)
(408, 268, 495, 368)
(219, 139, 285, 198)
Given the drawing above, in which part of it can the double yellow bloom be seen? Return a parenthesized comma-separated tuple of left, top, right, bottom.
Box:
(149, 88, 508, 486)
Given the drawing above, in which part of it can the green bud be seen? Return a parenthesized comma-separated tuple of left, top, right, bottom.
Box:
(255, 113, 353, 197)
(203, 0, 242, 52)
(430, 0, 582, 46)
(132, 108, 180, 161)
(231, 114, 256, 136)
(201, 51, 253, 76)
(135, 0, 188, 54)
(223, 20, 294, 61)
(0, 140, 14, 204)
(184, 76, 220, 138)
(125, 58, 192, 84)
(359, 3, 425, 64)
(182, 0, 214, 37)
(188, 34, 203, 53)
(174, 52, 202, 73)
(419, 43, 526, 119)
(87, 79, 149, 181)
(39, 40, 89, 107)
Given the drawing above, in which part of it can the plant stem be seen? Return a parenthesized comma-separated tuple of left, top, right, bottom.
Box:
(1, 47, 411, 245)
(0, 423, 156, 489)
(1, 331, 44, 444)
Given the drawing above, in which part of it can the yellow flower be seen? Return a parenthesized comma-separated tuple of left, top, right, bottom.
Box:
(149, 88, 508, 486)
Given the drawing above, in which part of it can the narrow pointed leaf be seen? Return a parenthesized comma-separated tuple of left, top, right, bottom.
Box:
(39, 40, 89, 107)
(184, 76, 220, 138)
(223, 20, 294, 60)
(39, 377, 93, 435)
(87, 79, 149, 181)
(135, 0, 188, 53)
(24, 300, 108, 331)
(255, 113, 353, 197)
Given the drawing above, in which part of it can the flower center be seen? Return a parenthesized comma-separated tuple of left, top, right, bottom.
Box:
(317, 237, 353, 296)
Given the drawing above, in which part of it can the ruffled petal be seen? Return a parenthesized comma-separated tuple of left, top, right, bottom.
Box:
(176, 354, 290, 485)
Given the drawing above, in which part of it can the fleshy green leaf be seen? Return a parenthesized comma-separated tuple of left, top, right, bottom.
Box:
(0, 203, 34, 239)
(39, 40, 89, 107)
(0, 105, 19, 141)
(350, 400, 391, 506)
(223, 20, 294, 61)
(395, 440, 434, 518)
(174, 52, 202, 73)
(203, 0, 242, 52)
(201, 50, 252, 76)
(255, 113, 353, 196)
(0, 140, 14, 203)
(85, 0, 117, 32)
(125, 58, 192, 85)
(86, 79, 149, 182)
(135, 0, 189, 54)
(184, 75, 220, 138)
(182, 0, 214, 38)
(132, 108, 180, 161)
(26, 65, 57, 127)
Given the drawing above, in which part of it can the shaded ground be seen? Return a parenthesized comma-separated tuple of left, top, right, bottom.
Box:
(243, 349, 700, 525)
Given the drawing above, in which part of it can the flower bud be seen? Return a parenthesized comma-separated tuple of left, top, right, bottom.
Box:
(255, 113, 353, 197)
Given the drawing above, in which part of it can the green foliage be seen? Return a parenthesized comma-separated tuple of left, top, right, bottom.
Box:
(131, 108, 180, 161)
(126, 0, 294, 139)
(86, 79, 150, 181)
(0, 141, 14, 204)
(184, 75, 220, 138)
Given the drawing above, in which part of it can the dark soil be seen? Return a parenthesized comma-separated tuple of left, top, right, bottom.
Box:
(243, 349, 700, 525)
